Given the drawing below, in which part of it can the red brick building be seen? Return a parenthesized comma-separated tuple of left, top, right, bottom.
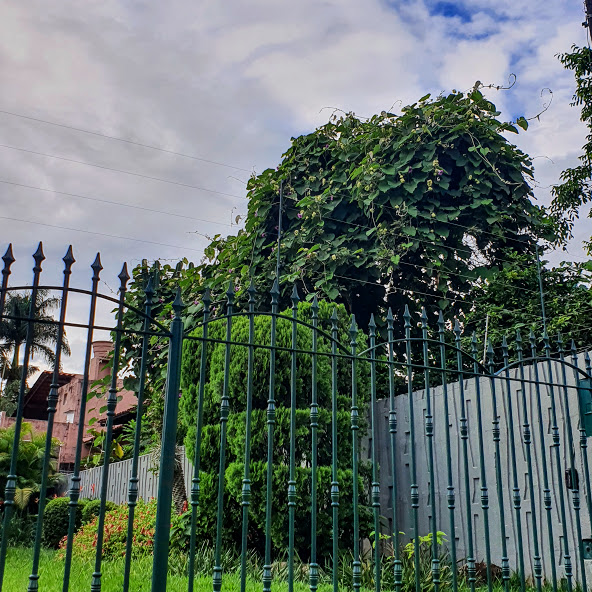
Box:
(0, 341, 137, 471)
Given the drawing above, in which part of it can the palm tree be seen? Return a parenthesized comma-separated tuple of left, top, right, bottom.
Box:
(0, 290, 70, 401)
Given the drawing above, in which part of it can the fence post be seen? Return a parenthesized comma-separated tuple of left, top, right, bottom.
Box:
(151, 289, 184, 592)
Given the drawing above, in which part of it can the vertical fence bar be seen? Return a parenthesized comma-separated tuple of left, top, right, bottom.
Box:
(0, 245, 14, 319)
(585, 350, 592, 526)
(469, 334, 492, 592)
(239, 281, 256, 592)
(368, 315, 381, 592)
(486, 343, 510, 592)
(330, 310, 340, 592)
(212, 283, 235, 592)
(570, 341, 592, 530)
(151, 289, 184, 592)
(288, 286, 299, 592)
(309, 296, 320, 592)
(453, 320, 475, 592)
(421, 309, 439, 592)
(403, 306, 420, 592)
(187, 289, 210, 591)
(515, 331, 543, 592)
(556, 334, 586, 590)
(501, 336, 526, 592)
(387, 309, 402, 592)
(543, 331, 573, 591)
(0, 242, 44, 589)
(529, 331, 557, 592)
(263, 281, 279, 592)
(437, 312, 457, 592)
(349, 315, 361, 592)
(62, 254, 102, 592)
(91, 265, 129, 592)
(124, 279, 155, 592)
(28, 246, 75, 592)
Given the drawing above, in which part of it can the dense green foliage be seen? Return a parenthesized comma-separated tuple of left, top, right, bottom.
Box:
(199, 90, 554, 327)
(552, 45, 592, 251)
(463, 254, 592, 356)
(117, 89, 558, 444)
(64, 498, 158, 561)
(81, 499, 117, 524)
(179, 300, 371, 561)
(41, 496, 86, 549)
(0, 423, 60, 500)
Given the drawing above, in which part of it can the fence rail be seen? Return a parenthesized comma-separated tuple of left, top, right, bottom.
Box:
(1, 244, 592, 592)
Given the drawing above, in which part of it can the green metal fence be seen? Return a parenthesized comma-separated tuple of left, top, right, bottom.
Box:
(1, 244, 592, 592)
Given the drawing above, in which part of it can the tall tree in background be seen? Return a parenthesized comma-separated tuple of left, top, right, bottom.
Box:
(200, 89, 556, 328)
(551, 45, 592, 250)
(0, 290, 70, 405)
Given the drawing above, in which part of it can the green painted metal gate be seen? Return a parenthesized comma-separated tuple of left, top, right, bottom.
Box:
(0, 244, 592, 592)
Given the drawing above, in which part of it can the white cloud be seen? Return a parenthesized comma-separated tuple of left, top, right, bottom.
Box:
(0, 0, 589, 372)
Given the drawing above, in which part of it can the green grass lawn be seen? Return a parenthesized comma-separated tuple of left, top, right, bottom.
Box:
(4, 547, 337, 592)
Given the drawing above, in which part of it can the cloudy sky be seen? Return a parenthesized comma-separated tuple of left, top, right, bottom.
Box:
(0, 1, 590, 373)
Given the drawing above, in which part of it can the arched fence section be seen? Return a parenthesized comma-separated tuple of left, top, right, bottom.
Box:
(0, 244, 591, 592)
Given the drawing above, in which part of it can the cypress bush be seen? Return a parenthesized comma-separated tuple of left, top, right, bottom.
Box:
(178, 299, 371, 561)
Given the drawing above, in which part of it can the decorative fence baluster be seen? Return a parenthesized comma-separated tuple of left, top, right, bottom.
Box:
(330, 309, 340, 592)
(91, 265, 129, 592)
(28, 246, 75, 592)
(453, 320, 475, 592)
(368, 314, 381, 592)
(239, 281, 257, 592)
(469, 334, 491, 592)
(557, 334, 586, 590)
(486, 343, 510, 592)
(187, 288, 210, 592)
(529, 331, 557, 592)
(62, 253, 102, 592)
(515, 331, 543, 592)
(421, 309, 439, 592)
(212, 283, 235, 592)
(543, 331, 573, 591)
(437, 312, 457, 592)
(0, 243, 44, 589)
(309, 296, 320, 592)
(350, 315, 361, 592)
(288, 286, 299, 592)
(570, 341, 592, 531)
(387, 309, 402, 592)
(403, 306, 420, 592)
(263, 280, 280, 592)
(124, 278, 155, 592)
(501, 336, 526, 592)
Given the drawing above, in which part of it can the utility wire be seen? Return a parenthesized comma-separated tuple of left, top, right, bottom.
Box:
(0, 143, 244, 200)
(0, 108, 252, 172)
(0, 178, 235, 227)
(0, 215, 205, 253)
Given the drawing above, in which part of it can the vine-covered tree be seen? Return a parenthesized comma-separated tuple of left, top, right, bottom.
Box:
(551, 45, 592, 251)
(118, 87, 559, 444)
(200, 89, 556, 328)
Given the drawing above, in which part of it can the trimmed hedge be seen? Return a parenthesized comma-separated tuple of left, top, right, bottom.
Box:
(81, 499, 117, 524)
(41, 497, 87, 549)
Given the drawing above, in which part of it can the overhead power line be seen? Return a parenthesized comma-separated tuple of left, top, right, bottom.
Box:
(0, 215, 205, 253)
(0, 108, 252, 173)
(0, 143, 244, 200)
(0, 178, 234, 227)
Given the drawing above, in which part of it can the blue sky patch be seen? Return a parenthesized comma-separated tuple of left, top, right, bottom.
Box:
(430, 2, 473, 23)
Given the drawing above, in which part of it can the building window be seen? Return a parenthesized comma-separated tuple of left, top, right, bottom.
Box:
(65, 411, 74, 424)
